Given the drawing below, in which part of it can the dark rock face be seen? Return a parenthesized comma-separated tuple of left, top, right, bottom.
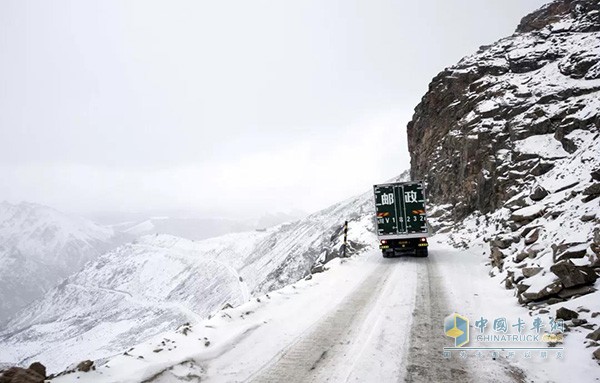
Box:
(588, 328, 600, 341)
(407, 0, 600, 220)
(517, 0, 600, 33)
(530, 186, 549, 201)
(76, 360, 94, 372)
(550, 260, 598, 288)
(556, 307, 579, 320)
(0, 363, 46, 383)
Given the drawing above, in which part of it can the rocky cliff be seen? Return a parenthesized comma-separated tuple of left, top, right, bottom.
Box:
(409, 0, 600, 362)
(408, 0, 599, 219)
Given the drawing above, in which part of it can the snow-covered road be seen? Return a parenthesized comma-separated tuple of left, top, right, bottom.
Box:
(245, 252, 516, 383)
(51, 239, 599, 383)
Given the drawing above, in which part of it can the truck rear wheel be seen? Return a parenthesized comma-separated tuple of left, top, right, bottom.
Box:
(418, 248, 429, 257)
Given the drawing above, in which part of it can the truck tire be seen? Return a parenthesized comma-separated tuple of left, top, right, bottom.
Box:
(418, 248, 429, 257)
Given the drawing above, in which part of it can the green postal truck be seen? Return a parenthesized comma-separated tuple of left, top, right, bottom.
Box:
(373, 181, 430, 257)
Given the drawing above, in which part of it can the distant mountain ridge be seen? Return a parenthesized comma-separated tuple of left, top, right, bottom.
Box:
(0, 201, 123, 324)
(0, 170, 403, 372)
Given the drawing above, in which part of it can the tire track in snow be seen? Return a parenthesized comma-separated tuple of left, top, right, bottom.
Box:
(403, 257, 471, 382)
(249, 261, 396, 383)
(404, 252, 527, 383)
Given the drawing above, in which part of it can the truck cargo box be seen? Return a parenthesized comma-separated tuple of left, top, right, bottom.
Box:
(373, 181, 430, 240)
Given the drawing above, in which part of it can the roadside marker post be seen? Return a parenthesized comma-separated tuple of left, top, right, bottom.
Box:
(342, 220, 348, 257)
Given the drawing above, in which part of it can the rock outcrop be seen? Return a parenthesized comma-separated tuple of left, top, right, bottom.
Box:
(0, 363, 46, 383)
(408, 0, 600, 362)
(407, 0, 600, 220)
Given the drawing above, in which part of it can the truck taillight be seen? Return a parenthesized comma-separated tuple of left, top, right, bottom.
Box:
(420, 237, 427, 242)
(381, 240, 387, 244)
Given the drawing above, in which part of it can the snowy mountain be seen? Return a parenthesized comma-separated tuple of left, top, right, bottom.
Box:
(3, 1, 600, 380)
(115, 216, 254, 241)
(0, 202, 122, 324)
(0, 170, 398, 373)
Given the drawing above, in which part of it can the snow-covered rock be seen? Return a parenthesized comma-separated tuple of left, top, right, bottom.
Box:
(412, 0, 600, 362)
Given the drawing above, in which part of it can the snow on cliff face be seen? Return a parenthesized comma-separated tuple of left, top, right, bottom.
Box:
(407, 0, 600, 220)
(414, 0, 600, 362)
(0, 202, 119, 324)
(0, 170, 398, 373)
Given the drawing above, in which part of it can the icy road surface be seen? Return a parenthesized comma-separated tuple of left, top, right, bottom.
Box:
(247, 253, 516, 383)
(52, 239, 599, 383)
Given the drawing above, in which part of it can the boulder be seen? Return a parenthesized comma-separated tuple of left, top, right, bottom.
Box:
(524, 228, 540, 245)
(0, 363, 46, 383)
(550, 260, 598, 288)
(514, 251, 529, 263)
(25, 365, 44, 379)
(547, 297, 565, 305)
(572, 318, 588, 326)
(555, 243, 588, 262)
(516, 281, 531, 294)
(580, 213, 596, 222)
(491, 234, 520, 249)
(593, 228, 600, 257)
(522, 267, 543, 278)
(530, 185, 549, 201)
(557, 285, 596, 299)
(594, 347, 600, 361)
(583, 183, 600, 196)
(490, 246, 507, 270)
(505, 195, 529, 210)
(556, 307, 579, 321)
(76, 360, 94, 373)
(520, 280, 563, 303)
(587, 328, 600, 342)
(552, 242, 586, 262)
(583, 183, 600, 202)
(511, 204, 545, 223)
(592, 168, 600, 182)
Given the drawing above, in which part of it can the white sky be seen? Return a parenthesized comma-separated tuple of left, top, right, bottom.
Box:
(0, 0, 548, 219)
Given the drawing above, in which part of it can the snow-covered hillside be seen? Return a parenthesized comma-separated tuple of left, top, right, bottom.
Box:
(0, 202, 122, 324)
(42, 237, 600, 383)
(0, 171, 396, 373)
(115, 216, 254, 241)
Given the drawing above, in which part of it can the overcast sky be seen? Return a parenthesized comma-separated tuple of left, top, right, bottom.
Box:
(0, 0, 548, 219)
